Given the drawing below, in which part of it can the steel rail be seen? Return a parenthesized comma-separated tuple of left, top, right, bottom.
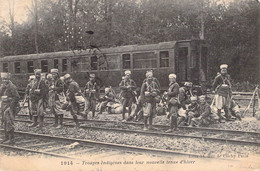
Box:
(0, 129, 202, 157)
(16, 114, 260, 136)
(14, 119, 260, 146)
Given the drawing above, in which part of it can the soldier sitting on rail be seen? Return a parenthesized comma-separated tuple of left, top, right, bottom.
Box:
(84, 73, 99, 119)
(25, 75, 35, 121)
(28, 69, 49, 128)
(98, 87, 116, 114)
(140, 70, 160, 131)
(184, 96, 199, 126)
(0, 72, 20, 145)
(119, 70, 137, 121)
(63, 74, 84, 128)
(190, 95, 212, 127)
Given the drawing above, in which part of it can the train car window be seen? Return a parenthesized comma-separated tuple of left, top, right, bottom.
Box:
(27, 61, 34, 73)
(62, 59, 67, 72)
(41, 60, 48, 72)
(71, 58, 80, 72)
(81, 57, 90, 71)
(54, 59, 59, 69)
(122, 54, 131, 69)
(159, 51, 169, 67)
(3, 63, 8, 72)
(14, 62, 21, 73)
(133, 52, 157, 68)
(91, 56, 98, 70)
(105, 55, 119, 70)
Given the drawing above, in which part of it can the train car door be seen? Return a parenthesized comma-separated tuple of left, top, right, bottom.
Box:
(177, 47, 188, 83)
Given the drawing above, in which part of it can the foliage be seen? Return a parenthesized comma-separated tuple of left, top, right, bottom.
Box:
(0, 0, 258, 83)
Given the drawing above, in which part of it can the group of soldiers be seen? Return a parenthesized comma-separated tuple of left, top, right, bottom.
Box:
(0, 63, 241, 144)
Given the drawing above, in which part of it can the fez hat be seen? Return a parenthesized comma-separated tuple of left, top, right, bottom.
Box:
(146, 70, 153, 77)
(90, 73, 95, 78)
(47, 74, 53, 79)
(124, 70, 131, 75)
(50, 68, 59, 73)
(34, 69, 42, 74)
(29, 75, 35, 80)
(184, 82, 193, 87)
(190, 96, 197, 101)
(64, 74, 71, 80)
(169, 74, 176, 79)
(199, 95, 206, 100)
(220, 64, 228, 69)
(105, 87, 110, 92)
(0, 72, 10, 79)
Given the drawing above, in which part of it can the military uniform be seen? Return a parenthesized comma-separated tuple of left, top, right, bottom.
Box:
(191, 101, 212, 127)
(64, 74, 82, 127)
(0, 73, 20, 144)
(140, 71, 160, 130)
(185, 98, 200, 126)
(49, 69, 65, 128)
(212, 64, 232, 121)
(84, 74, 99, 118)
(98, 88, 116, 114)
(165, 74, 180, 132)
(25, 75, 35, 121)
(119, 70, 136, 120)
(28, 69, 49, 128)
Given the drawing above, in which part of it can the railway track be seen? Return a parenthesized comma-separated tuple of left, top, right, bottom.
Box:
(15, 114, 260, 146)
(0, 129, 202, 160)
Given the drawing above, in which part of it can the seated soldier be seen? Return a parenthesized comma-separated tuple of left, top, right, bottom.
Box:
(229, 99, 242, 121)
(179, 82, 193, 109)
(185, 96, 199, 126)
(98, 87, 116, 114)
(190, 95, 212, 127)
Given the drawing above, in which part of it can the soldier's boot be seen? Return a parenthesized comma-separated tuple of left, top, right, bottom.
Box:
(177, 117, 185, 126)
(173, 116, 179, 131)
(148, 116, 156, 130)
(1, 131, 9, 143)
(224, 108, 232, 121)
(56, 115, 64, 129)
(92, 110, 95, 118)
(122, 107, 126, 120)
(73, 115, 80, 128)
(37, 116, 44, 128)
(28, 116, 38, 127)
(29, 113, 33, 121)
(165, 116, 174, 133)
(52, 115, 58, 127)
(98, 106, 104, 114)
(217, 109, 225, 123)
(126, 115, 134, 122)
(9, 130, 15, 145)
(143, 116, 148, 131)
(187, 116, 192, 126)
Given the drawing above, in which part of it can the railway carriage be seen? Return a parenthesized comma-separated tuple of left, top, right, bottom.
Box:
(0, 39, 208, 93)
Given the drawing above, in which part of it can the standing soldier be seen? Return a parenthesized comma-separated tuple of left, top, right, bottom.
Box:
(165, 74, 179, 133)
(84, 73, 98, 119)
(28, 69, 48, 128)
(49, 69, 65, 128)
(0, 72, 20, 144)
(119, 70, 136, 120)
(140, 70, 160, 130)
(63, 74, 82, 128)
(212, 64, 232, 122)
(25, 75, 35, 121)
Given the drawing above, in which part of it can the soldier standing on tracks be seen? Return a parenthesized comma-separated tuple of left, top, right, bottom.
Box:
(28, 69, 48, 128)
(49, 69, 65, 128)
(165, 74, 180, 133)
(119, 70, 137, 120)
(0, 72, 20, 144)
(84, 73, 98, 119)
(140, 70, 160, 131)
(25, 75, 35, 121)
(212, 64, 232, 122)
(63, 74, 82, 128)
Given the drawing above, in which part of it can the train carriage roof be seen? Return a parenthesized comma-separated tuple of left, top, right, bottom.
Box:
(0, 41, 177, 61)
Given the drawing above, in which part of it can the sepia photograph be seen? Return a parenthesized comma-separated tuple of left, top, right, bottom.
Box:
(0, 0, 259, 170)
